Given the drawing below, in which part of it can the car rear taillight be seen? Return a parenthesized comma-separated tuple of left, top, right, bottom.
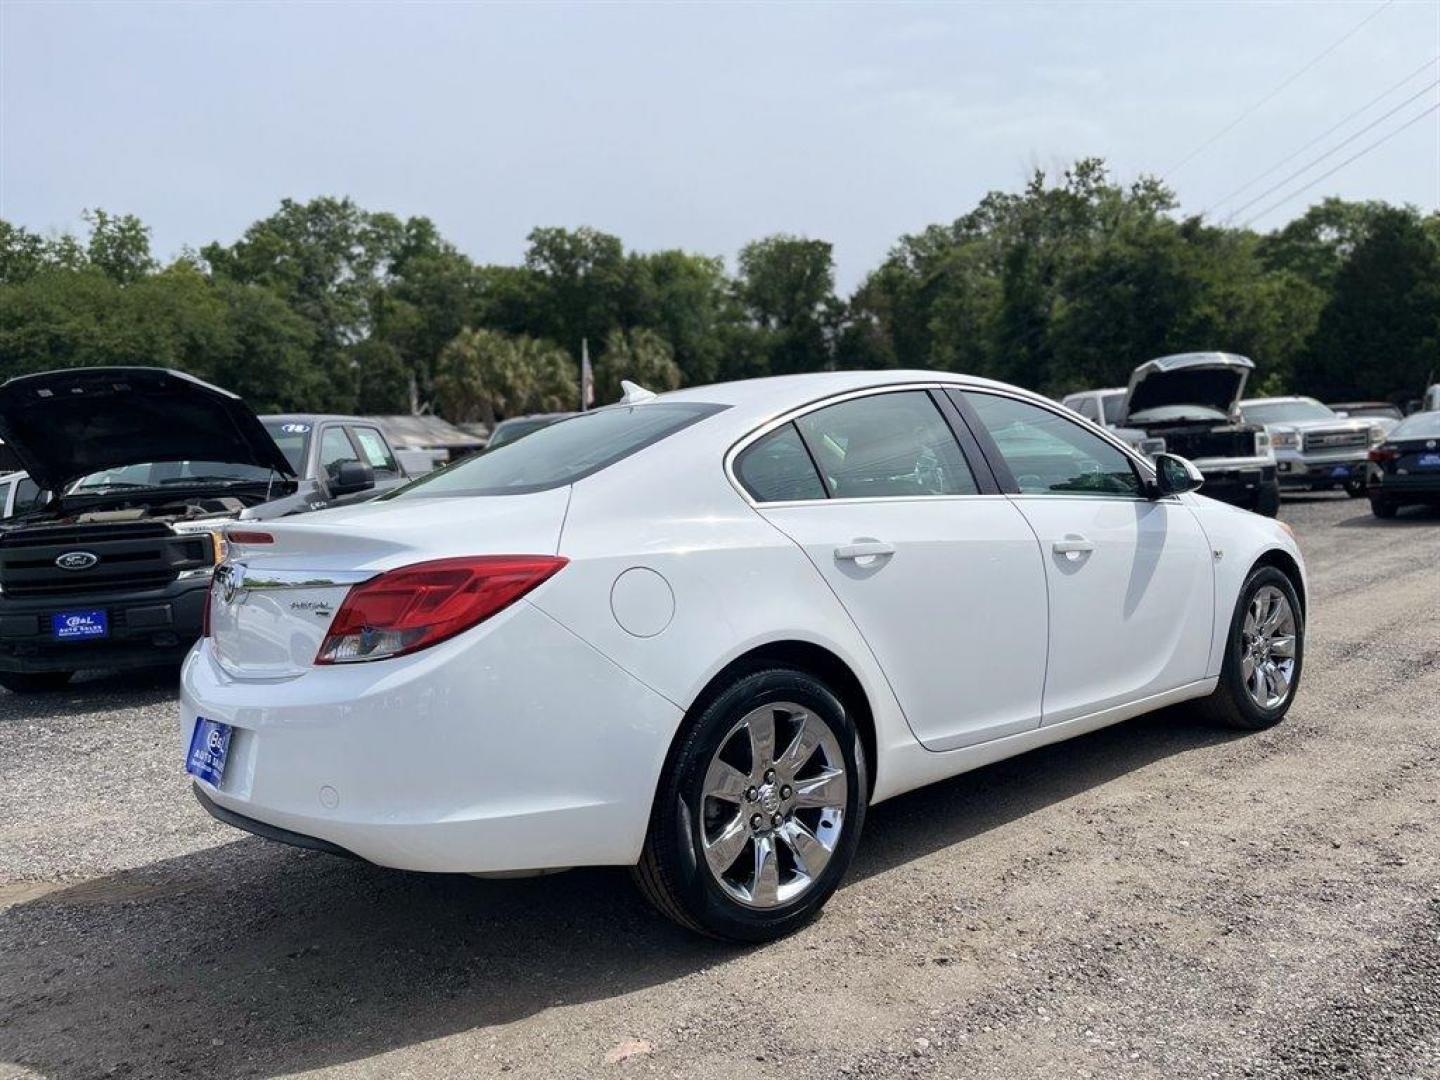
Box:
(315, 555, 567, 664)
(1368, 446, 1398, 463)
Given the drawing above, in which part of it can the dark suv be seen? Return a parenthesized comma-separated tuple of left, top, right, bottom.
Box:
(0, 368, 408, 692)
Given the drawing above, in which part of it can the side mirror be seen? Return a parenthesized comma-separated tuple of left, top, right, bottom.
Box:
(1151, 453, 1204, 498)
(332, 460, 375, 495)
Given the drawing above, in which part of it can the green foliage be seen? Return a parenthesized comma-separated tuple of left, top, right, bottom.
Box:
(433, 328, 578, 424)
(3, 173, 1435, 423)
(595, 327, 683, 403)
(1299, 207, 1440, 402)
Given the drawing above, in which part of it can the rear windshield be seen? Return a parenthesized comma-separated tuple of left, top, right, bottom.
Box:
(388, 402, 726, 498)
(262, 420, 313, 473)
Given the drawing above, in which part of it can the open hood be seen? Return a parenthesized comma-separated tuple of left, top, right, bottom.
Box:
(1123, 352, 1253, 422)
(0, 367, 296, 492)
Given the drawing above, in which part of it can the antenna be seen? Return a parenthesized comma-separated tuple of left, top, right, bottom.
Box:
(619, 380, 657, 405)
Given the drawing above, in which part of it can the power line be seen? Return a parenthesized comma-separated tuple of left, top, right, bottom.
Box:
(1219, 76, 1440, 223)
(1163, 0, 1396, 179)
(1203, 54, 1439, 216)
(1240, 101, 1439, 228)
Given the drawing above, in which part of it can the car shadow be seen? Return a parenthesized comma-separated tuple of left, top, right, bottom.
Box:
(0, 665, 179, 720)
(0, 708, 1238, 1079)
(1336, 504, 1440, 527)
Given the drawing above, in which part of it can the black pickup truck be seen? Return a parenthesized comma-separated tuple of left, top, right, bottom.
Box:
(0, 367, 409, 692)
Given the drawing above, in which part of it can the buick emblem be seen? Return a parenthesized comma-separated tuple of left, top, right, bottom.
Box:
(55, 551, 99, 571)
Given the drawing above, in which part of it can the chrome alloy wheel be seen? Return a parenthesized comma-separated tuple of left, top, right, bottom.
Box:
(699, 701, 848, 909)
(1240, 585, 1298, 709)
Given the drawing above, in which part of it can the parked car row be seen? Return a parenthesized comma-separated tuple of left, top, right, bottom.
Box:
(0, 368, 414, 693)
(1062, 352, 1279, 516)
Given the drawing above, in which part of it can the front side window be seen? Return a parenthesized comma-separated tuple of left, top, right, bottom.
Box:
(1100, 392, 1126, 425)
(320, 427, 359, 481)
(962, 392, 1141, 498)
(391, 402, 726, 498)
(1068, 396, 1098, 422)
(794, 391, 977, 499)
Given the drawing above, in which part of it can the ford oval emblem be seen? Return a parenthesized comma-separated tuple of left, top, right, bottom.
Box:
(55, 551, 99, 571)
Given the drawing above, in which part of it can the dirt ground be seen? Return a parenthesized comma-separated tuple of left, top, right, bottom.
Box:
(2, 492, 1437, 1080)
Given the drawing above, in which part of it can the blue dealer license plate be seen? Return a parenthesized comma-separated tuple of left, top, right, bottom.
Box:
(1417, 453, 1440, 468)
(51, 609, 107, 640)
(186, 718, 233, 787)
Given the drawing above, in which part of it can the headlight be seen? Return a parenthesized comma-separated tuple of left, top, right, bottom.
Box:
(1368, 425, 1387, 446)
(1271, 428, 1300, 450)
(1255, 431, 1271, 453)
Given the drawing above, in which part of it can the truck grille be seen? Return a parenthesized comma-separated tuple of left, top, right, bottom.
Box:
(1162, 430, 1258, 459)
(1303, 429, 1368, 452)
(0, 526, 211, 599)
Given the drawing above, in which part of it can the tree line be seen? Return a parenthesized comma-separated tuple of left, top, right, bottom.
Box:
(2, 158, 1437, 424)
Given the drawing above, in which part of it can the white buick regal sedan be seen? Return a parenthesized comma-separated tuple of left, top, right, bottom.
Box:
(181, 371, 1306, 941)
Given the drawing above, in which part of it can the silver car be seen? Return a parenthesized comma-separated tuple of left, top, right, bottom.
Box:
(1239, 396, 1386, 497)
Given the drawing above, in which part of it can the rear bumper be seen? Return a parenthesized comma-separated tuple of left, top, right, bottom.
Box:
(0, 577, 208, 673)
(179, 601, 685, 874)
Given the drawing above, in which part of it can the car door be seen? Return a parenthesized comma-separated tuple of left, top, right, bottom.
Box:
(736, 387, 1049, 752)
(955, 389, 1214, 725)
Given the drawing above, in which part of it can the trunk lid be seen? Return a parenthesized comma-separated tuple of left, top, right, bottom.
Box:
(208, 489, 571, 678)
(1123, 353, 1253, 423)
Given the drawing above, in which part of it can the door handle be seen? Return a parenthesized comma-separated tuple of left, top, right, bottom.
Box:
(1052, 536, 1095, 561)
(835, 542, 895, 561)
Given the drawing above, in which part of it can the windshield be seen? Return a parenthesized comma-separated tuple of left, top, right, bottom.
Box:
(1100, 392, 1126, 425)
(262, 420, 313, 473)
(1242, 400, 1335, 424)
(70, 460, 275, 492)
(1392, 412, 1440, 439)
(1336, 405, 1401, 420)
(487, 417, 558, 450)
(1128, 404, 1228, 423)
(389, 402, 727, 498)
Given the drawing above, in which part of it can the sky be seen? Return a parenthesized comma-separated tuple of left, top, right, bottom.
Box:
(1, 1, 1437, 291)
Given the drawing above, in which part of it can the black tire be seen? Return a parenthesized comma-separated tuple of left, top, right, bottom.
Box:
(1370, 495, 1397, 519)
(1252, 482, 1281, 518)
(1192, 565, 1303, 731)
(633, 666, 867, 942)
(0, 670, 74, 694)
(1344, 477, 1367, 498)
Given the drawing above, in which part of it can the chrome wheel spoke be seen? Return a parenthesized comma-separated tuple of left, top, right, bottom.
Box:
(1270, 634, 1296, 658)
(750, 835, 780, 906)
(703, 757, 750, 804)
(746, 710, 777, 780)
(792, 767, 846, 810)
(775, 712, 822, 776)
(703, 813, 749, 876)
(1241, 653, 1255, 683)
(780, 818, 831, 878)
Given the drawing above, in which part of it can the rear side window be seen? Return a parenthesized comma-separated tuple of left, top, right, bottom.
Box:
(961, 391, 1141, 498)
(795, 391, 977, 499)
(736, 424, 826, 502)
(392, 402, 726, 498)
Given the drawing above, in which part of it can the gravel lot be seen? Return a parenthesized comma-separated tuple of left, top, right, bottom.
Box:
(2, 493, 1437, 1080)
